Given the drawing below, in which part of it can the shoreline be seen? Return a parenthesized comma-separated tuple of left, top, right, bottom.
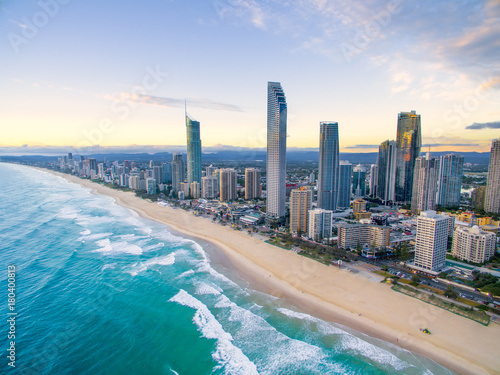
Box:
(36, 168, 500, 374)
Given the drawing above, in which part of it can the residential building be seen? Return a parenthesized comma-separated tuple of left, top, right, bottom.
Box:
(308, 209, 333, 241)
(337, 160, 352, 209)
(411, 153, 439, 214)
(485, 139, 500, 213)
(290, 188, 312, 234)
(186, 114, 202, 185)
(352, 164, 367, 197)
(376, 140, 397, 203)
(201, 176, 218, 199)
(337, 224, 390, 249)
(318, 122, 340, 211)
(395, 111, 421, 203)
(452, 226, 496, 263)
(266, 82, 287, 224)
(171, 153, 185, 192)
(220, 168, 237, 202)
(245, 168, 261, 200)
(436, 154, 464, 207)
(414, 211, 449, 272)
(471, 187, 486, 211)
(190, 181, 201, 199)
(146, 178, 157, 195)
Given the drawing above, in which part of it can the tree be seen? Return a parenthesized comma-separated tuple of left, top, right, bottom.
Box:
(412, 273, 421, 283)
(356, 240, 362, 255)
(444, 284, 458, 299)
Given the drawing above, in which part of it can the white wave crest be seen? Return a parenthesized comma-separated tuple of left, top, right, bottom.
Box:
(93, 239, 143, 255)
(195, 282, 223, 296)
(128, 253, 176, 276)
(169, 290, 259, 375)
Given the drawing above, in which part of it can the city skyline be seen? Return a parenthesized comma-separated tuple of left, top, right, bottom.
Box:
(1, 1, 499, 154)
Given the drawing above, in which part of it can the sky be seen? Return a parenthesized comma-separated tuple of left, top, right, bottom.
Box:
(1, 0, 499, 155)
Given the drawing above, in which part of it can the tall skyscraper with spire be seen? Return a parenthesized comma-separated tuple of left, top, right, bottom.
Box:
(485, 139, 500, 213)
(318, 122, 340, 211)
(185, 107, 202, 185)
(395, 111, 421, 204)
(376, 140, 397, 203)
(266, 82, 287, 224)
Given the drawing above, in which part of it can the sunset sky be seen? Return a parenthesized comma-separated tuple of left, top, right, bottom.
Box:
(1, 0, 499, 155)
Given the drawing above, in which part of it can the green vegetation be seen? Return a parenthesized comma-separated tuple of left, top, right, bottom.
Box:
(470, 272, 500, 296)
(392, 284, 490, 325)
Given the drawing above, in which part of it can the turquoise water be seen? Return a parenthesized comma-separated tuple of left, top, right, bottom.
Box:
(0, 163, 452, 374)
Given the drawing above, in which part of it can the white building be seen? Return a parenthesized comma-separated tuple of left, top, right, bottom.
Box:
(190, 181, 201, 199)
(308, 209, 333, 241)
(414, 211, 449, 272)
(219, 168, 237, 202)
(201, 176, 218, 199)
(452, 226, 496, 263)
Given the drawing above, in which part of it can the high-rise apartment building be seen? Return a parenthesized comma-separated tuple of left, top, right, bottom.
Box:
(471, 186, 486, 211)
(318, 122, 340, 211)
(190, 181, 201, 199)
(290, 188, 312, 234)
(308, 209, 333, 241)
(369, 164, 378, 198)
(411, 153, 439, 214)
(414, 211, 449, 272)
(352, 164, 366, 197)
(266, 82, 287, 224)
(436, 154, 464, 208)
(395, 111, 421, 203)
(146, 178, 157, 195)
(337, 224, 390, 249)
(162, 163, 172, 184)
(186, 115, 202, 185)
(376, 140, 397, 203)
(171, 153, 185, 192)
(201, 176, 218, 199)
(337, 160, 352, 209)
(245, 168, 261, 200)
(452, 226, 496, 263)
(220, 168, 237, 202)
(485, 139, 500, 213)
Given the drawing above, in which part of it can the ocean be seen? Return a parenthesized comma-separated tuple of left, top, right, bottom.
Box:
(0, 163, 453, 375)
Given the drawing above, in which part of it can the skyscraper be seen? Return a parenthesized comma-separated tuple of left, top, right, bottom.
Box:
(290, 188, 312, 234)
(171, 153, 185, 192)
(266, 82, 287, 224)
(395, 111, 421, 203)
(471, 186, 486, 211)
(414, 211, 449, 272)
(376, 140, 397, 203)
(352, 164, 366, 197)
(337, 160, 352, 209)
(411, 153, 439, 214)
(245, 168, 261, 200)
(485, 139, 500, 213)
(436, 154, 464, 208)
(369, 164, 378, 198)
(219, 168, 237, 202)
(318, 122, 340, 211)
(186, 114, 202, 185)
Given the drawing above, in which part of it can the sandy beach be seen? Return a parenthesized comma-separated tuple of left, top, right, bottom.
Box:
(45, 169, 500, 375)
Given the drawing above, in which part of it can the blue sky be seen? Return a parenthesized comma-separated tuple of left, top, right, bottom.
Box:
(1, 0, 499, 155)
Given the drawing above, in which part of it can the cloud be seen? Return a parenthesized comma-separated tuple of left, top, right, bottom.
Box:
(465, 121, 500, 130)
(345, 144, 379, 149)
(110, 93, 244, 112)
(421, 143, 479, 147)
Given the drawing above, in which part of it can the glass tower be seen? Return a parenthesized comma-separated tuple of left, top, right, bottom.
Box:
(318, 122, 340, 211)
(337, 160, 352, 209)
(266, 82, 287, 223)
(352, 164, 367, 197)
(376, 140, 397, 203)
(436, 154, 464, 208)
(395, 111, 421, 203)
(186, 115, 202, 185)
(485, 139, 500, 213)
